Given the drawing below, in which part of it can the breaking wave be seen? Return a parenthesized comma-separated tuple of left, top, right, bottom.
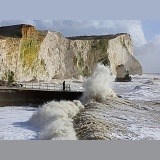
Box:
(81, 63, 116, 103)
(29, 64, 118, 140)
(29, 100, 84, 140)
(143, 79, 154, 85)
(132, 86, 142, 91)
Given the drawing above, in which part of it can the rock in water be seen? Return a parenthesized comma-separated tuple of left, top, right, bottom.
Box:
(115, 64, 132, 82)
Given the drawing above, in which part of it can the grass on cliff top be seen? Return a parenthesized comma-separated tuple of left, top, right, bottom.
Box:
(67, 33, 127, 40)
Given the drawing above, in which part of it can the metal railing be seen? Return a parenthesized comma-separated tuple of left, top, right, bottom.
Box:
(16, 82, 71, 91)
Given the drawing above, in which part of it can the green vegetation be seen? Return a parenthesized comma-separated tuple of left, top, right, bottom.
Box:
(4, 70, 15, 84)
(81, 45, 84, 50)
(73, 56, 78, 65)
(91, 39, 108, 53)
(73, 51, 89, 77)
(67, 34, 120, 40)
(20, 36, 41, 69)
(78, 56, 84, 68)
(98, 56, 110, 66)
(81, 66, 89, 77)
(90, 39, 109, 66)
(75, 39, 110, 77)
(91, 40, 99, 50)
(98, 39, 108, 53)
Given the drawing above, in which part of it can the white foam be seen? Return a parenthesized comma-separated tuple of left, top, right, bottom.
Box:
(29, 64, 117, 140)
(1, 73, 160, 140)
(81, 63, 116, 103)
(29, 100, 84, 140)
(39, 119, 77, 140)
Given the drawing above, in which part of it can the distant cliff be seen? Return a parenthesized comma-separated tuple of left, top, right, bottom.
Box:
(0, 24, 142, 82)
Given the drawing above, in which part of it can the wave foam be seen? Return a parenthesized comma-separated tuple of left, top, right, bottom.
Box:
(29, 64, 117, 140)
(29, 100, 84, 140)
(81, 64, 116, 103)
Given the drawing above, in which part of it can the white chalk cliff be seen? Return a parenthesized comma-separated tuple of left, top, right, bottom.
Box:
(0, 24, 142, 82)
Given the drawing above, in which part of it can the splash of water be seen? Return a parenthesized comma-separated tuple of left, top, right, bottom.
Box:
(81, 63, 117, 103)
(29, 100, 84, 140)
(29, 64, 117, 140)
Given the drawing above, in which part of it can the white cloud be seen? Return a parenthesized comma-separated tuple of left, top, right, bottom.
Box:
(135, 34, 160, 73)
(28, 20, 145, 46)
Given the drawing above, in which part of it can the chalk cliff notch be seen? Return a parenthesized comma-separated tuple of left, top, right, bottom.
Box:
(0, 24, 142, 82)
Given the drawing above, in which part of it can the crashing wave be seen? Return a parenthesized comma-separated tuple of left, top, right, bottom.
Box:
(80, 63, 117, 103)
(29, 100, 84, 140)
(29, 64, 120, 140)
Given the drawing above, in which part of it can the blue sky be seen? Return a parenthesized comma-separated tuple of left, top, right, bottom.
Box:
(142, 20, 160, 41)
(0, 20, 160, 73)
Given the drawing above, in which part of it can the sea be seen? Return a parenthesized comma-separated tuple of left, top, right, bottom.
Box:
(0, 64, 160, 140)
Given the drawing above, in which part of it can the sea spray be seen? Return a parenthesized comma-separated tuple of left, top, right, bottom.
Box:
(29, 100, 84, 140)
(29, 64, 118, 140)
(73, 64, 123, 140)
(81, 63, 117, 103)
(39, 119, 77, 140)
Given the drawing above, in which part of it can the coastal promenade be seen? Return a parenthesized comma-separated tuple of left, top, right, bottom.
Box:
(0, 82, 83, 107)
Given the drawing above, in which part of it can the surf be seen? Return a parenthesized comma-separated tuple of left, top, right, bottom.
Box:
(29, 64, 123, 140)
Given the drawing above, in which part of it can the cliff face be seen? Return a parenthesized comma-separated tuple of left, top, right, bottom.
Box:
(0, 24, 142, 82)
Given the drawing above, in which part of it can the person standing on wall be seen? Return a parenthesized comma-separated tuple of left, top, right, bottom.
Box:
(63, 81, 65, 91)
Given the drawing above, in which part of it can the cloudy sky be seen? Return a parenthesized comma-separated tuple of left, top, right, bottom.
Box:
(0, 20, 159, 73)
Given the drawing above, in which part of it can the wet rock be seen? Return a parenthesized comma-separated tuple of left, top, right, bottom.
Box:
(115, 64, 132, 82)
